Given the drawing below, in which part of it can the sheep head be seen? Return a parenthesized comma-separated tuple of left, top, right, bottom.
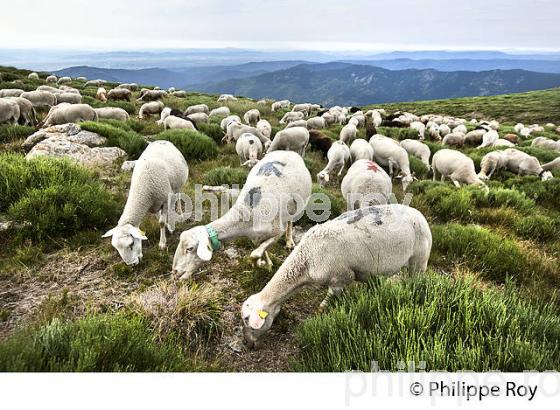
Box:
(102, 224, 147, 266)
(241, 294, 279, 349)
(172, 226, 213, 280)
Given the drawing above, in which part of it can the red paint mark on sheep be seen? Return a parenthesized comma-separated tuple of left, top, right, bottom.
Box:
(366, 161, 379, 173)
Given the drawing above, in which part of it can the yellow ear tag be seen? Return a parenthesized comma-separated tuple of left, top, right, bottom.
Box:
(138, 229, 145, 236)
(258, 310, 269, 319)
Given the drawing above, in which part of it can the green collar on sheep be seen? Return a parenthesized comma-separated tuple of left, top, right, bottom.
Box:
(206, 225, 222, 251)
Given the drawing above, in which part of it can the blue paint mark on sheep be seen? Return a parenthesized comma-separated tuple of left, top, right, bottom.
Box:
(245, 186, 262, 208)
(335, 206, 384, 225)
(256, 161, 285, 177)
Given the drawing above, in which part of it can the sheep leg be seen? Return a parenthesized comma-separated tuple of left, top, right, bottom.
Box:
(451, 179, 461, 188)
(250, 234, 282, 268)
(319, 286, 344, 311)
(285, 221, 295, 250)
(157, 208, 168, 251)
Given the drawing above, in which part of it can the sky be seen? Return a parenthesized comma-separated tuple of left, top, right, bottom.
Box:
(1, 0, 559, 52)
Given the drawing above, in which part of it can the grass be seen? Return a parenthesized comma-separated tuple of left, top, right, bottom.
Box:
(202, 166, 249, 186)
(154, 129, 218, 161)
(80, 121, 147, 159)
(0, 313, 206, 371)
(294, 272, 560, 371)
(0, 124, 35, 143)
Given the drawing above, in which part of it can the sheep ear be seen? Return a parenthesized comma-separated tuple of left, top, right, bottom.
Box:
(196, 231, 213, 261)
(324, 173, 330, 183)
(248, 309, 268, 330)
(102, 228, 115, 238)
(130, 227, 148, 240)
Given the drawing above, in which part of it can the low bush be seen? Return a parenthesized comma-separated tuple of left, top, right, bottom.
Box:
(202, 166, 248, 187)
(154, 129, 218, 161)
(300, 184, 346, 225)
(0, 124, 35, 143)
(80, 121, 147, 159)
(409, 156, 430, 179)
(294, 273, 560, 371)
(431, 224, 529, 283)
(0, 314, 204, 371)
(515, 215, 560, 241)
(376, 126, 420, 141)
(0, 153, 118, 240)
(503, 177, 560, 210)
(197, 123, 224, 143)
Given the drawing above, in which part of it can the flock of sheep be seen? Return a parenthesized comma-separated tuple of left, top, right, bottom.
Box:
(2, 71, 559, 348)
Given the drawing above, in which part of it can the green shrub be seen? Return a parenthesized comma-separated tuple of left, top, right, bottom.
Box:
(422, 185, 473, 221)
(431, 224, 529, 283)
(154, 129, 218, 161)
(125, 118, 162, 136)
(470, 187, 535, 213)
(0, 314, 203, 371)
(300, 184, 347, 225)
(0, 124, 35, 143)
(515, 215, 560, 241)
(409, 156, 430, 178)
(294, 273, 560, 371)
(0, 154, 118, 240)
(376, 127, 420, 141)
(202, 166, 248, 186)
(80, 121, 147, 159)
(197, 123, 224, 143)
(503, 177, 560, 210)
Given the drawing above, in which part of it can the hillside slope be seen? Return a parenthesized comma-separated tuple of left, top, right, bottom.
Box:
(194, 63, 560, 106)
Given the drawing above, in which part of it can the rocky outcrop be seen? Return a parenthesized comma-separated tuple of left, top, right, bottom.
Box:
(22, 123, 126, 167)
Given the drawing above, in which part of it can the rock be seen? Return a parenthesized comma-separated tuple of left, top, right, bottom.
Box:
(42, 123, 81, 136)
(121, 160, 137, 172)
(224, 247, 240, 259)
(66, 130, 106, 147)
(26, 137, 126, 167)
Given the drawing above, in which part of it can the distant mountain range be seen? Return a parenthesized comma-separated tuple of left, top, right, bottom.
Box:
(194, 63, 560, 106)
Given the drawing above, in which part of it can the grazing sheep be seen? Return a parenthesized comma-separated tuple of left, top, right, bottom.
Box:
(410, 121, 426, 140)
(545, 123, 556, 130)
(55, 92, 82, 104)
(36, 85, 58, 93)
(400, 139, 431, 171)
(0, 99, 20, 124)
(370, 135, 414, 191)
(6, 97, 37, 126)
(209, 106, 231, 117)
(185, 104, 209, 115)
(492, 139, 515, 147)
(286, 119, 307, 128)
(292, 103, 312, 117)
(163, 115, 197, 131)
(339, 123, 358, 144)
(317, 141, 350, 187)
(57, 76, 72, 85)
(442, 132, 465, 148)
(168, 87, 176, 93)
(226, 121, 270, 147)
(279, 111, 304, 124)
(532, 136, 560, 152)
(464, 129, 486, 146)
(94, 107, 130, 121)
(271, 100, 291, 112)
(137, 89, 167, 102)
(241, 204, 432, 347)
(117, 83, 139, 91)
(350, 138, 374, 162)
(172, 150, 312, 278)
(267, 127, 309, 156)
(503, 133, 520, 144)
(217, 94, 237, 102)
(349, 112, 365, 128)
(341, 160, 392, 210)
(20, 90, 57, 108)
(256, 119, 272, 139)
(306, 116, 325, 130)
(243, 109, 261, 126)
(514, 123, 524, 134)
(431, 149, 486, 187)
(236, 133, 263, 166)
(542, 157, 560, 171)
(96, 87, 108, 102)
(103, 141, 188, 264)
(107, 88, 132, 101)
(427, 123, 441, 140)
(171, 90, 187, 98)
(439, 124, 451, 138)
(41, 103, 97, 127)
(26, 72, 38, 79)
(308, 129, 333, 159)
(321, 111, 337, 126)
(186, 112, 209, 126)
(0, 89, 24, 98)
(479, 149, 553, 181)
(46, 75, 57, 83)
(478, 151, 508, 180)
(139, 101, 165, 119)
(477, 130, 499, 149)
(453, 124, 468, 134)
(220, 115, 241, 131)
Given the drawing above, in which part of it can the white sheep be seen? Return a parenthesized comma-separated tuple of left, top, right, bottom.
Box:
(349, 138, 374, 162)
(57, 76, 72, 85)
(172, 150, 312, 278)
(442, 132, 466, 148)
(185, 104, 209, 115)
(400, 139, 431, 171)
(41, 103, 97, 127)
(267, 126, 309, 156)
(532, 137, 560, 152)
(139, 101, 164, 119)
(94, 107, 129, 121)
(20, 90, 57, 108)
(186, 112, 209, 125)
(317, 140, 350, 187)
(286, 119, 307, 128)
(45, 75, 57, 83)
(279, 111, 304, 124)
(341, 159, 392, 210)
(220, 115, 241, 131)
(209, 106, 231, 117)
(478, 149, 553, 181)
(453, 124, 468, 134)
(370, 135, 414, 191)
(339, 123, 358, 144)
(236, 133, 263, 166)
(477, 130, 499, 149)
(306, 116, 325, 130)
(431, 149, 486, 187)
(241, 204, 432, 347)
(439, 124, 451, 138)
(217, 94, 237, 102)
(163, 115, 197, 131)
(225, 121, 270, 147)
(0, 89, 24, 98)
(103, 141, 188, 265)
(410, 121, 426, 140)
(0, 99, 20, 124)
(96, 87, 107, 102)
(271, 100, 290, 112)
(28, 72, 39, 80)
(243, 109, 261, 126)
(55, 92, 82, 104)
(514, 123, 524, 134)
(427, 123, 441, 140)
(256, 119, 272, 139)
